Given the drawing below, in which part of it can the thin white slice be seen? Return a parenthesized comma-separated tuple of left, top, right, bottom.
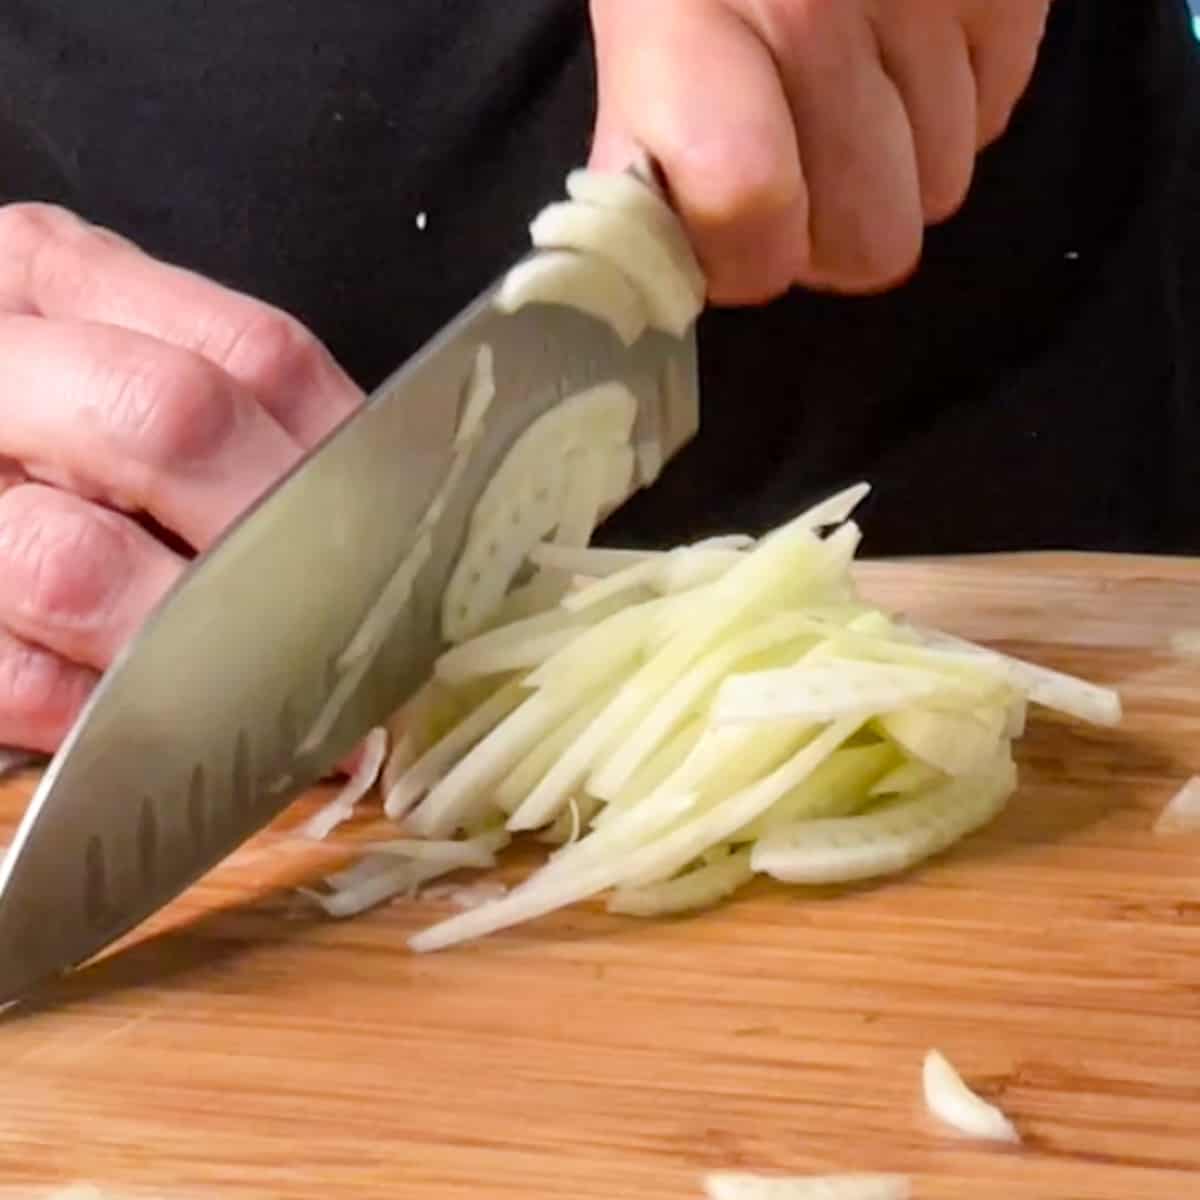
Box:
(530, 201, 701, 336)
(299, 726, 388, 840)
(561, 538, 746, 614)
(356, 829, 509, 869)
(496, 249, 648, 346)
(506, 516, 850, 831)
(1154, 775, 1200, 834)
(446, 627, 579, 683)
(588, 613, 816, 801)
(537, 793, 602, 846)
(441, 458, 567, 643)
(765, 482, 871, 541)
(879, 705, 1005, 778)
(607, 847, 754, 916)
(337, 530, 435, 669)
(737, 742, 900, 840)
(560, 558, 660, 613)
(421, 880, 509, 909)
(409, 718, 858, 951)
(383, 679, 527, 820)
(564, 167, 706, 298)
(590, 716, 706, 829)
(297, 535, 436, 757)
(455, 343, 495, 445)
(495, 687, 616, 813)
(653, 545, 747, 593)
(302, 855, 456, 919)
(905, 624, 1122, 726)
(752, 753, 1015, 885)
(713, 659, 978, 726)
(406, 684, 606, 838)
(524, 600, 664, 695)
(442, 383, 637, 641)
(922, 1048, 1020, 1143)
(556, 445, 611, 548)
(868, 758, 945, 797)
(436, 606, 583, 679)
(529, 543, 656, 576)
(475, 381, 637, 521)
(703, 1173, 911, 1200)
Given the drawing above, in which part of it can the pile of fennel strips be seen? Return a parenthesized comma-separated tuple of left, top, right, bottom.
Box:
(297, 166, 1122, 951)
(305, 484, 1121, 950)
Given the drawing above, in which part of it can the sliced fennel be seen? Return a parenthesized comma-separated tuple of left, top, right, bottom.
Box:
(563, 166, 707, 300)
(921, 1048, 1020, 1143)
(751, 751, 1016, 885)
(497, 164, 703, 342)
(456, 343, 495, 446)
(496, 249, 648, 346)
(878, 705, 1009, 778)
(295, 470, 1119, 951)
(529, 200, 701, 336)
(607, 847, 754, 917)
(1154, 775, 1200, 834)
(713, 658, 988, 726)
(300, 726, 388, 840)
(440, 381, 637, 643)
(703, 1174, 911, 1200)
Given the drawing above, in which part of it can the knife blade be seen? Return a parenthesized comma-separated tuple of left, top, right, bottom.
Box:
(0, 231, 699, 1006)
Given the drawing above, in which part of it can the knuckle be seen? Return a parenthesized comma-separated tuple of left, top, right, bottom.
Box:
(222, 308, 324, 398)
(0, 487, 124, 629)
(98, 346, 238, 468)
(0, 202, 78, 253)
(0, 203, 87, 306)
(669, 132, 801, 228)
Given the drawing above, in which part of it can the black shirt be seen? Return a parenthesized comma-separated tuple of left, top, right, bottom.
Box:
(3, 0, 1200, 554)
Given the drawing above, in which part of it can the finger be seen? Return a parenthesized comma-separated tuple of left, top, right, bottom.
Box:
(875, 13, 978, 223)
(765, 6, 924, 292)
(964, 3, 1050, 146)
(0, 204, 362, 446)
(590, 0, 810, 304)
(0, 627, 97, 754)
(0, 314, 303, 549)
(0, 484, 184, 672)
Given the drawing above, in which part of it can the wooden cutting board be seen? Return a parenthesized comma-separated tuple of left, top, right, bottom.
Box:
(1, 553, 1199, 1200)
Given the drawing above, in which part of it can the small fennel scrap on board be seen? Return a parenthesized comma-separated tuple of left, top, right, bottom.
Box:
(294, 163, 1122, 951)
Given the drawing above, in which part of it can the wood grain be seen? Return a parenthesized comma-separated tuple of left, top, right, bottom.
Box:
(1, 553, 1199, 1199)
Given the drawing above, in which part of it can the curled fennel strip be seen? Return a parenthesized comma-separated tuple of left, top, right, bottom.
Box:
(300, 727, 388, 840)
(496, 250, 648, 346)
(751, 753, 1016, 885)
(922, 1049, 1020, 1143)
(1154, 775, 1200, 834)
(703, 1174, 911, 1200)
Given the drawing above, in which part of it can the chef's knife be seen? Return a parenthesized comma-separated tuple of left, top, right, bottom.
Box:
(0, 184, 700, 1007)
